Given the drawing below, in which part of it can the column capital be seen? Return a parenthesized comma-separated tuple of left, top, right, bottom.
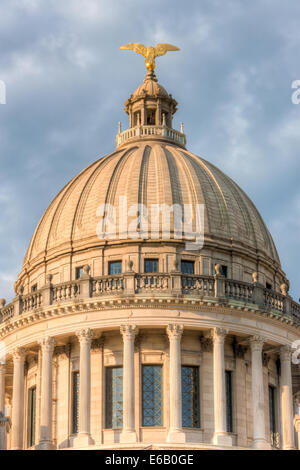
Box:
(294, 415, 300, 433)
(76, 328, 94, 345)
(280, 345, 292, 362)
(12, 347, 25, 362)
(249, 335, 265, 351)
(212, 327, 228, 343)
(167, 324, 184, 341)
(120, 324, 137, 340)
(38, 337, 55, 354)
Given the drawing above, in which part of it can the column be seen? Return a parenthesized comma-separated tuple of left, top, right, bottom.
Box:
(120, 325, 137, 443)
(74, 329, 94, 447)
(212, 328, 232, 446)
(36, 337, 55, 450)
(0, 364, 5, 414)
(294, 416, 300, 450)
(250, 336, 270, 449)
(280, 346, 295, 450)
(11, 348, 25, 450)
(167, 324, 185, 443)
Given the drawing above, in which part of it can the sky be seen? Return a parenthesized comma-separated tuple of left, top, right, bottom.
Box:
(0, 0, 300, 302)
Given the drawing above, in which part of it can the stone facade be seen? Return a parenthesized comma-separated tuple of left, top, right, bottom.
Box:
(0, 67, 299, 450)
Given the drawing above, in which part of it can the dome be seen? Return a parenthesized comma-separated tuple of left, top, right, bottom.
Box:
(133, 74, 169, 98)
(22, 140, 280, 275)
(2, 48, 299, 453)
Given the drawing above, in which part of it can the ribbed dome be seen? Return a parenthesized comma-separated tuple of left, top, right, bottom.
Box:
(133, 78, 169, 98)
(23, 141, 280, 272)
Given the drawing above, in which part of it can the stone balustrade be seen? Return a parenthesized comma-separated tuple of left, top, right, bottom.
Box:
(0, 273, 299, 326)
(52, 281, 80, 302)
(225, 279, 254, 302)
(181, 275, 214, 296)
(116, 124, 187, 148)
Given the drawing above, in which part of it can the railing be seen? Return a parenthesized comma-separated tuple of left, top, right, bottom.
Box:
(264, 289, 285, 313)
(135, 273, 170, 292)
(225, 279, 254, 302)
(116, 125, 187, 148)
(291, 302, 300, 327)
(92, 275, 125, 295)
(181, 275, 214, 296)
(22, 292, 43, 313)
(1, 274, 300, 326)
(52, 282, 80, 302)
(0, 303, 14, 322)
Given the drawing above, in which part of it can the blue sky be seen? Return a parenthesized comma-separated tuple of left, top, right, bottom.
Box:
(0, 0, 299, 302)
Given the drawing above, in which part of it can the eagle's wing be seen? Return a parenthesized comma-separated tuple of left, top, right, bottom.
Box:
(120, 43, 146, 57)
(154, 43, 180, 58)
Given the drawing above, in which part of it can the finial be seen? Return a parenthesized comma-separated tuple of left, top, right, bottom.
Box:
(120, 43, 180, 71)
(118, 122, 122, 133)
(180, 122, 184, 133)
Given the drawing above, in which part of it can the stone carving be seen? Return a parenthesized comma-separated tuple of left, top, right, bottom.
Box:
(212, 327, 228, 343)
(76, 329, 94, 344)
(0, 300, 6, 309)
(120, 324, 137, 339)
(12, 347, 25, 362)
(215, 264, 222, 275)
(166, 324, 184, 340)
(91, 337, 104, 351)
(249, 335, 265, 351)
(83, 265, 90, 276)
(200, 336, 213, 352)
(280, 282, 289, 296)
(39, 337, 55, 353)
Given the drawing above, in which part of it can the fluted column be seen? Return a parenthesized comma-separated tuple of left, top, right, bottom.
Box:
(120, 325, 137, 443)
(212, 328, 232, 446)
(280, 346, 295, 450)
(36, 337, 55, 450)
(250, 336, 270, 449)
(166, 324, 185, 443)
(0, 364, 5, 414)
(11, 348, 25, 450)
(74, 329, 94, 447)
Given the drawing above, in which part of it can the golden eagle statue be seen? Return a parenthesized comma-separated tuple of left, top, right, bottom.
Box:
(120, 43, 180, 71)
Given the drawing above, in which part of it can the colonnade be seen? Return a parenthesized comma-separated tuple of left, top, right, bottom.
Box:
(0, 326, 296, 450)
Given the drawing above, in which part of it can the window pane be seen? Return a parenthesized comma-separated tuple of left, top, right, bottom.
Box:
(225, 370, 233, 432)
(27, 386, 36, 447)
(142, 365, 163, 426)
(269, 386, 278, 447)
(109, 261, 122, 275)
(72, 371, 80, 434)
(106, 367, 123, 429)
(181, 261, 194, 275)
(144, 259, 158, 273)
(75, 267, 84, 280)
(182, 366, 200, 428)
